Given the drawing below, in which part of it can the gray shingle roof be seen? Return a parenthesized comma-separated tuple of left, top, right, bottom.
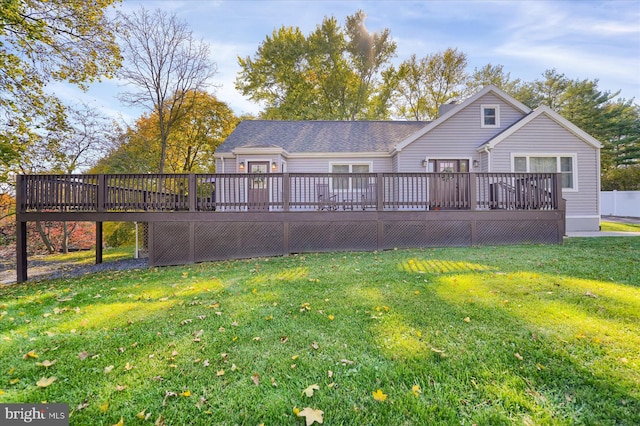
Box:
(216, 120, 430, 153)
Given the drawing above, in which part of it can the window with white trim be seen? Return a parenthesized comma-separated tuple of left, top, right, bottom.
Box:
(331, 163, 370, 191)
(513, 155, 576, 189)
(481, 104, 500, 128)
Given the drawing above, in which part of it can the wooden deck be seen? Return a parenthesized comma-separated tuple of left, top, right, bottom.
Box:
(15, 172, 565, 282)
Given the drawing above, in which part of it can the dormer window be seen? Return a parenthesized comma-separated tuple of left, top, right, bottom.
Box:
(481, 105, 500, 128)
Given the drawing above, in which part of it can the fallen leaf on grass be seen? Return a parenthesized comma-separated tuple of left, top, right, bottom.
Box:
(104, 365, 114, 374)
(463, 317, 471, 323)
(298, 407, 324, 425)
(10, 378, 19, 385)
(36, 377, 56, 388)
(216, 369, 225, 376)
(251, 373, 260, 386)
(99, 401, 109, 413)
(115, 384, 127, 391)
(411, 384, 422, 397)
(136, 409, 147, 420)
(78, 351, 89, 361)
(163, 391, 177, 406)
(302, 384, 320, 397)
(23, 351, 38, 360)
(430, 347, 447, 357)
(372, 389, 387, 402)
(311, 342, 319, 350)
(112, 417, 123, 426)
(180, 390, 191, 397)
(514, 353, 524, 361)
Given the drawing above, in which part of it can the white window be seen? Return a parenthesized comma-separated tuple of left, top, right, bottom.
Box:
(331, 163, 371, 191)
(513, 155, 576, 190)
(481, 104, 500, 128)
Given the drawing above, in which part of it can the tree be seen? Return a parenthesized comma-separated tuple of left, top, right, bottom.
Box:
(165, 92, 238, 173)
(0, 0, 121, 183)
(601, 100, 640, 168)
(53, 103, 112, 253)
(388, 48, 467, 120)
(466, 63, 522, 96)
(513, 69, 639, 186)
(117, 7, 217, 173)
(236, 10, 396, 120)
(601, 165, 640, 191)
(92, 92, 237, 174)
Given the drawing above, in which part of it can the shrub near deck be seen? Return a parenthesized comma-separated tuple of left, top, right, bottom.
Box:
(0, 238, 638, 425)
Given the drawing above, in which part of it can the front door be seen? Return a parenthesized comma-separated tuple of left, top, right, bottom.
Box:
(248, 161, 269, 210)
(428, 159, 469, 209)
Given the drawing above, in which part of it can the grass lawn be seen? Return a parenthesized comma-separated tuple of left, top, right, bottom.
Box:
(1, 238, 638, 425)
(601, 221, 640, 233)
(34, 247, 136, 265)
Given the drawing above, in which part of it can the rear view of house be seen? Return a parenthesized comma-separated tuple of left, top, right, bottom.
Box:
(16, 85, 601, 281)
(216, 85, 601, 231)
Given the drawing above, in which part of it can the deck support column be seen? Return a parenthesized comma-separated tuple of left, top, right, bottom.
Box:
(17, 220, 27, 283)
(469, 173, 477, 210)
(96, 221, 103, 264)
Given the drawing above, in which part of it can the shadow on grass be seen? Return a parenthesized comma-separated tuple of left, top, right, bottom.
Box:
(0, 241, 638, 425)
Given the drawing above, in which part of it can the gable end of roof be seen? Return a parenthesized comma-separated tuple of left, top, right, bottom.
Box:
(393, 85, 532, 152)
(478, 105, 603, 151)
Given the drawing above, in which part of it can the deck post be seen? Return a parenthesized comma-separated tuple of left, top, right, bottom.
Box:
(469, 173, 477, 210)
(282, 173, 290, 212)
(16, 175, 28, 282)
(376, 173, 384, 211)
(96, 221, 103, 264)
(555, 173, 566, 241)
(16, 220, 27, 283)
(188, 173, 197, 212)
(97, 174, 106, 212)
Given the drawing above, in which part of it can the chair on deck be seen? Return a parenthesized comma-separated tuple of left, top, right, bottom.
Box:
(360, 183, 376, 210)
(316, 183, 337, 211)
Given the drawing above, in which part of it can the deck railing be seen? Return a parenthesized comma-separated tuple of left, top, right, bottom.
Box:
(18, 172, 561, 213)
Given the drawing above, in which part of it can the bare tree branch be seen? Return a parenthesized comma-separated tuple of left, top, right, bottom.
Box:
(117, 7, 217, 173)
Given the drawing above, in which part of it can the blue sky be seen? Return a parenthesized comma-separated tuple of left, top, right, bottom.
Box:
(51, 0, 640, 122)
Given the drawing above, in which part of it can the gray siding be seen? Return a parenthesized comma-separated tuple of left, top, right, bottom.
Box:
(397, 93, 526, 171)
(285, 157, 393, 173)
(490, 114, 599, 218)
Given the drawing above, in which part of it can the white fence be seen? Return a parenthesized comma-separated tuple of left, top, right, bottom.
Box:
(601, 191, 640, 217)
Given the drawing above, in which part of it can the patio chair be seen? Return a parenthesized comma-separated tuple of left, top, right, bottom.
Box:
(361, 183, 376, 210)
(316, 183, 337, 211)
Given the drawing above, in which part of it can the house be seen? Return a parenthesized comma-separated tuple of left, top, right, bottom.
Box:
(15, 85, 597, 281)
(215, 85, 602, 231)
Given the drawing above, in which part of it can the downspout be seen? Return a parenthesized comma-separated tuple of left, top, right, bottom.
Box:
(483, 146, 492, 172)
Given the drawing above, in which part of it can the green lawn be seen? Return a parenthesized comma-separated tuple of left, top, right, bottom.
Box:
(601, 221, 640, 233)
(34, 246, 135, 265)
(1, 238, 638, 425)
